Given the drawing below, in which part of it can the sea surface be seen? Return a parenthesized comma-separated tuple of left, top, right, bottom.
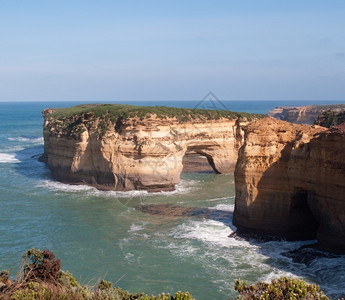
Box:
(1, 100, 345, 299)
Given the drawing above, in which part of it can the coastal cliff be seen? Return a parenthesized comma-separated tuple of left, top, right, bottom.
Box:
(268, 104, 345, 125)
(233, 117, 345, 251)
(42, 104, 262, 191)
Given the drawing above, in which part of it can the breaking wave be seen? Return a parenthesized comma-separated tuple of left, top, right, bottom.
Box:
(7, 136, 43, 144)
(0, 153, 20, 163)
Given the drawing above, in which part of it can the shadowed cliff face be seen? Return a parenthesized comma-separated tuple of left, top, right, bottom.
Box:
(42, 109, 248, 192)
(234, 117, 345, 251)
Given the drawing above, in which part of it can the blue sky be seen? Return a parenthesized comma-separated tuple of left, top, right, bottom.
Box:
(0, 0, 345, 101)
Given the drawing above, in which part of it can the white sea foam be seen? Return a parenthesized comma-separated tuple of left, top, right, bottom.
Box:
(172, 219, 254, 249)
(36, 179, 150, 199)
(2, 146, 25, 152)
(211, 203, 235, 212)
(0, 153, 20, 163)
(8, 137, 43, 144)
(128, 223, 147, 233)
(37, 178, 199, 199)
(124, 253, 135, 262)
(152, 179, 199, 196)
(36, 180, 95, 192)
(207, 196, 234, 202)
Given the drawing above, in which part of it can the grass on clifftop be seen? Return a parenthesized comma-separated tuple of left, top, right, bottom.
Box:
(50, 103, 265, 122)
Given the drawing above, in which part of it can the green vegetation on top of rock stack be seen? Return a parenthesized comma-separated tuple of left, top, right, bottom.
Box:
(49, 103, 265, 123)
(315, 109, 345, 128)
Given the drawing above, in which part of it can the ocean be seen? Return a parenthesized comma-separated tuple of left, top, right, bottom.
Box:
(0, 100, 345, 299)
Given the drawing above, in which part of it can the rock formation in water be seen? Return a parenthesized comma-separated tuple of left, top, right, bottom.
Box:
(42, 104, 263, 192)
(233, 117, 345, 251)
(268, 104, 345, 125)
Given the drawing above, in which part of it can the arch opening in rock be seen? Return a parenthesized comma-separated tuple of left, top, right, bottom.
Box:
(288, 188, 319, 240)
(182, 151, 216, 174)
(181, 145, 219, 174)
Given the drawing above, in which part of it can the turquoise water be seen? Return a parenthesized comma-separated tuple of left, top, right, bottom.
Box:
(1, 101, 345, 299)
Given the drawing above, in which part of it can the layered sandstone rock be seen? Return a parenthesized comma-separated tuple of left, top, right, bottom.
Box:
(268, 104, 345, 125)
(42, 105, 252, 191)
(233, 117, 345, 251)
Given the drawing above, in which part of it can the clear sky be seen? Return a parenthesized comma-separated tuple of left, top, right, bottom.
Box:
(0, 0, 345, 101)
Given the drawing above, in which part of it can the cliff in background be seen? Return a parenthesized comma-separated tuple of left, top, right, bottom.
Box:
(233, 117, 345, 251)
(42, 104, 263, 192)
(268, 104, 345, 125)
(315, 109, 345, 128)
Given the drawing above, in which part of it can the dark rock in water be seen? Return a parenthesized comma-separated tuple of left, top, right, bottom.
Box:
(229, 230, 285, 242)
(282, 244, 340, 266)
(137, 204, 233, 225)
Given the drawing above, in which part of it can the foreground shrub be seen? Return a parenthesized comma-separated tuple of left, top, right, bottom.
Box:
(234, 276, 329, 300)
(22, 248, 61, 283)
(0, 248, 195, 300)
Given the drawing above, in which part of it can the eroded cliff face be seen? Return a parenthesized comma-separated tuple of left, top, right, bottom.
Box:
(268, 106, 325, 124)
(43, 109, 247, 191)
(234, 117, 345, 251)
(268, 104, 345, 125)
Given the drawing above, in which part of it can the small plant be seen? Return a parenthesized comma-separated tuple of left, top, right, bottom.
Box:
(97, 279, 113, 290)
(0, 270, 10, 284)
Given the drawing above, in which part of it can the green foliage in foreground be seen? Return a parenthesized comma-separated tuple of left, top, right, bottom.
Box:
(50, 103, 265, 122)
(0, 248, 195, 300)
(0, 248, 333, 300)
(234, 277, 329, 300)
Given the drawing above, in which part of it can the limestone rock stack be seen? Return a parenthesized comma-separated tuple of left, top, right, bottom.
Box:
(42, 106, 250, 192)
(234, 117, 345, 251)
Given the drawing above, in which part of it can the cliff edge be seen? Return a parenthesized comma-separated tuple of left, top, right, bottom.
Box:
(233, 117, 345, 251)
(268, 104, 345, 125)
(42, 104, 263, 192)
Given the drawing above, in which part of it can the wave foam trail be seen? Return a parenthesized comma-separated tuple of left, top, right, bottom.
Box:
(152, 179, 199, 196)
(36, 179, 150, 199)
(0, 153, 20, 163)
(36, 180, 95, 193)
(2, 146, 25, 152)
(128, 222, 147, 233)
(36, 178, 200, 199)
(8, 137, 43, 144)
(211, 204, 235, 212)
(172, 219, 254, 249)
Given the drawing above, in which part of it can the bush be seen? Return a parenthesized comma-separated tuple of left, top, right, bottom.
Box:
(1, 248, 195, 300)
(22, 248, 61, 283)
(234, 276, 329, 300)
